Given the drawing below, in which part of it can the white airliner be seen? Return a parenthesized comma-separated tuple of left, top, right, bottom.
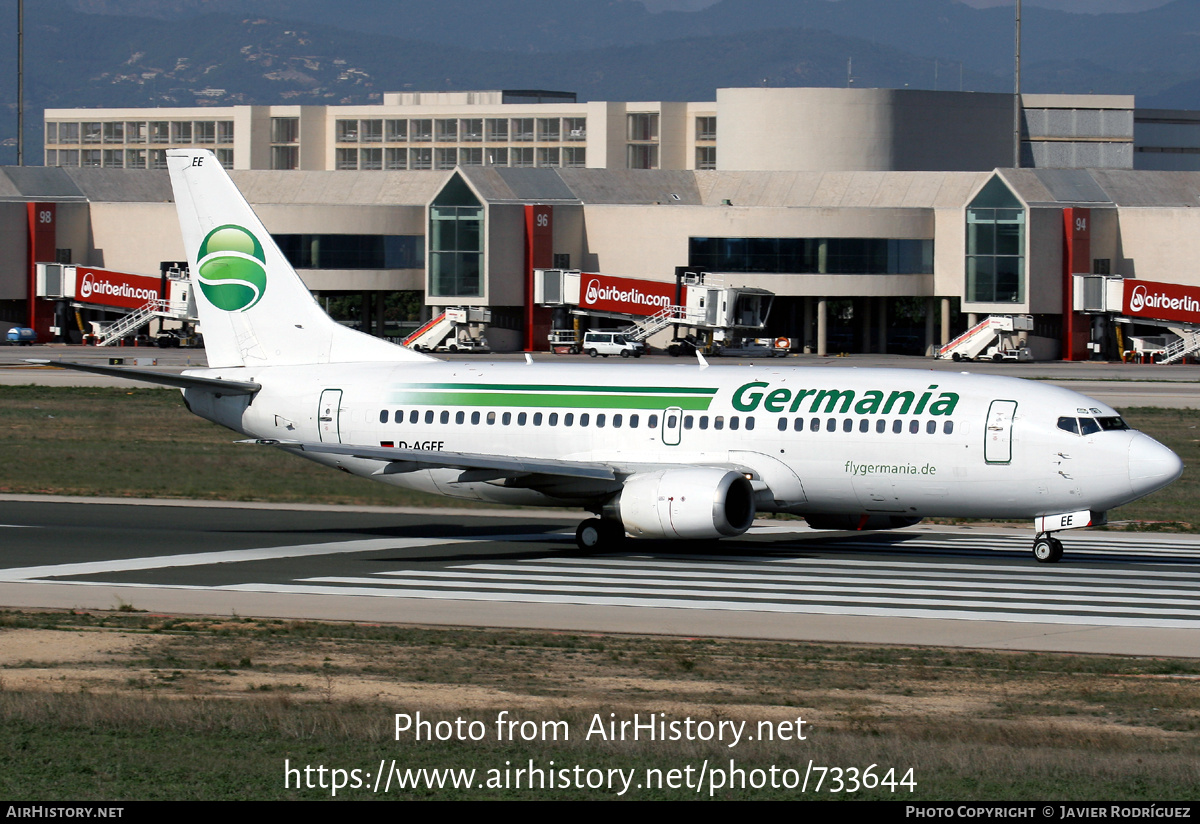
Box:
(37, 149, 1184, 563)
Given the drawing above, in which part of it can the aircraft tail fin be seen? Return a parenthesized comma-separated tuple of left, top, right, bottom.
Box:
(167, 148, 433, 368)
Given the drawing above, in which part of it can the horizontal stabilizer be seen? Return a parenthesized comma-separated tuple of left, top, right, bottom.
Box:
(26, 359, 261, 395)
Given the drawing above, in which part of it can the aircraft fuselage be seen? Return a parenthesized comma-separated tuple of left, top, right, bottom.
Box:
(184, 360, 1180, 524)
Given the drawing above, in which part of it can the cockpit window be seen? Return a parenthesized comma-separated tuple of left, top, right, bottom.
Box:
(1059, 415, 1129, 435)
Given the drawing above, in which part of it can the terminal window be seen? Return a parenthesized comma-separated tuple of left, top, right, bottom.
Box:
(688, 237, 933, 275)
(429, 176, 483, 298)
(965, 177, 1026, 304)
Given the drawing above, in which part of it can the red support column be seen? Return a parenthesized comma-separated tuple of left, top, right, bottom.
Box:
(524, 204, 553, 351)
(1061, 207, 1090, 361)
(26, 203, 57, 335)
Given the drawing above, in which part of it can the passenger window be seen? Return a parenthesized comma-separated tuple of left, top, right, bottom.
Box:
(409, 410, 419, 424)
(843, 419, 853, 433)
(533, 412, 543, 425)
(565, 413, 575, 426)
(859, 419, 869, 433)
(892, 420, 903, 434)
(597, 414, 606, 428)
(943, 421, 954, 434)
(502, 412, 511, 425)
(440, 411, 449, 424)
(713, 416, 724, 431)
(613, 414, 622, 428)
(926, 420, 936, 434)
(876, 419, 886, 434)
(826, 418, 836, 432)
(518, 412, 527, 426)
(777, 418, 788, 432)
(630, 414, 640, 428)
(810, 418, 820, 432)
(394, 409, 403, 422)
(425, 410, 434, 424)
(794, 417, 804, 431)
(909, 420, 919, 434)
(549, 413, 559, 426)
(471, 411, 480, 425)
(1057, 417, 1080, 435)
(648, 415, 658, 428)
(699, 416, 709, 430)
(746, 417, 755, 431)
(379, 410, 389, 424)
(456, 411, 465, 425)
(487, 411, 496, 425)
(683, 415, 693, 429)
(579, 413, 589, 426)
(730, 417, 740, 431)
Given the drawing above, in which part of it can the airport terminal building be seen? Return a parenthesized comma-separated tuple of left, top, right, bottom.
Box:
(7, 87, 1200, 357)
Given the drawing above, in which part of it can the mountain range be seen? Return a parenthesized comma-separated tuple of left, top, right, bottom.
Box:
(2, 0, 1199, 166)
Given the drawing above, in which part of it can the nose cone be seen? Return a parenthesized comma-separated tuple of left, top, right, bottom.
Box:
(1128, 433, 1184, 498)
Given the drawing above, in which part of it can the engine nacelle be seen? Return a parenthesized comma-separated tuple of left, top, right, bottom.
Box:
(607, 468, 756, 540)
(804, 514, 923, 531)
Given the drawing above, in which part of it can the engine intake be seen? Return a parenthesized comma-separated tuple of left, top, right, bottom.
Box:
(607, 468, 756, 540)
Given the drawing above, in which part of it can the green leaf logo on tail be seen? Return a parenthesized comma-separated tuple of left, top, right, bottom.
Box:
(196, 225, 267, 311)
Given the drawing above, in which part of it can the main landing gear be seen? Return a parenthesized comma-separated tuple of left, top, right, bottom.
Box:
(1032, 534, 1064, 564)
(575, 518, 626, 552)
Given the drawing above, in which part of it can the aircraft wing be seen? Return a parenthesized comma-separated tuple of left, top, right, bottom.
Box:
(251, 439, 619, 482)
(25, 360, 261, 395)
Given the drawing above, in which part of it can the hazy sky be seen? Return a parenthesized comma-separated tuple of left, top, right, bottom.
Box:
(641, 0, 1175, 12)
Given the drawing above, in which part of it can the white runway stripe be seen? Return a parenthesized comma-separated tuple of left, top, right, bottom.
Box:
(218, 582, 1200, 629)
(3, 524, 1196, 629)
(260, 531, 1200, 627)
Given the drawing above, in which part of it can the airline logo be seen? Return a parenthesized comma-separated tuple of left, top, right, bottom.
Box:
(196, 224, 267, 311)
(581, 274, 679, 317)
(1124, 280, 1200, 324)
(732, 381, 960, 416)
(76, 268, 160, 310)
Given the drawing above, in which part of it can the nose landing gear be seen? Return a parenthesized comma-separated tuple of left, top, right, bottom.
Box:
(1032, 534, 1064, 564)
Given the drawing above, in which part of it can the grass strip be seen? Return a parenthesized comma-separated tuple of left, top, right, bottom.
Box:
(1, 611, 1198, 800)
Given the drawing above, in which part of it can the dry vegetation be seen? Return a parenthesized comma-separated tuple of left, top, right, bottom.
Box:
(0, 611, 1198, 800)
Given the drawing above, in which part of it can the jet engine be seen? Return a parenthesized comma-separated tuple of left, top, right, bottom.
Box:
(606, 468, 756, 540)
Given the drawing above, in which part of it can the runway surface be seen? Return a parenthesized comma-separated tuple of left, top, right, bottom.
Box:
(2, 497, 1198, 657)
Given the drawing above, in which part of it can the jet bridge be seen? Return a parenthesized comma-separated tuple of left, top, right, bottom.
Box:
(1075, 275, 1200, 364)
(35, 263, 195, 346)
(534, 268, 776, 355)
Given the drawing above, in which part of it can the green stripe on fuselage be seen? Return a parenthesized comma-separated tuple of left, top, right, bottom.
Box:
(390, 390, 714, 411)
(398, 382, 717, 395)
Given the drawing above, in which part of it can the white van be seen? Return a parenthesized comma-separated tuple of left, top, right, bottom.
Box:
(583, 331, 645, 358)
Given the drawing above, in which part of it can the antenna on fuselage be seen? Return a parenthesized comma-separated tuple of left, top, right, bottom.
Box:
(696, 350, 709, 370)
